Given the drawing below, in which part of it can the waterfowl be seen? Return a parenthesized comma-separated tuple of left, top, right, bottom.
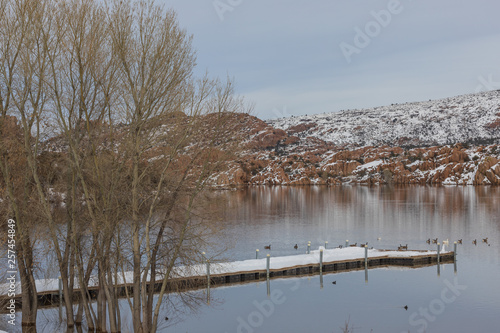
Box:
(294, 244, 298, 250)
(482, 238, 488, 243)
(398, 244, 408, 251)
(349, 243, 357, 247)
(264, 244, 271, 250)
(472, 239, 477, 245)
(359, 242, 368, 247)
(377, 237, 382, 241)
(457, 239, 462, 244)
(404, 305, 408, 311)
(443, 239, 449, 245)
(426, 238, 431, 244)
(332, 281, 336, 285)
(432, 238, 438, 244)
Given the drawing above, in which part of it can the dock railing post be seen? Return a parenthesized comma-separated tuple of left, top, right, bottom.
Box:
(307, 242, 311, 254)
(266, 254, 271, 297)
(325, 241, 328, 249)
(202, 252, 210, 303)
(320, 249, 324, 289)
(256, 249, 259, 259)
(364, 246, 368, 268)
(58, 276, 62, 320)
(266, 254, 270, 280)
(454, 242, 457, 261)
(206, 260, 210, 284)
(320, 249, 323, 273)
(345, 240, 349, 248)
(206, 259, 211, 304)
(58, 275, 62, 300)
(437, 243, 440, 265)
(454, 241, 457, 274)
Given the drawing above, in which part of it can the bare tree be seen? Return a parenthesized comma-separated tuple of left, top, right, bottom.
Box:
(107, 2, 250, 331)
(41, 0, 122, 329)
(2, 0, 249, 332)
(0, 0, 52, 327)
(0, 117, 39, 328)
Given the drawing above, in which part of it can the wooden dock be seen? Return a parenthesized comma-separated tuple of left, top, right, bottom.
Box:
(1, 250, 455, 311)
(209, 251, 454, 284)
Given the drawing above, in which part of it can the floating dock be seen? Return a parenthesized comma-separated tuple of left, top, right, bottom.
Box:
(206, 251, 454, 285)
(0, 248, 455, 311)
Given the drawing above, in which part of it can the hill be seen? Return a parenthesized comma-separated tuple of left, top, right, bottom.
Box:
(267, 90, 500, 148)
(213, 91, 500, 186)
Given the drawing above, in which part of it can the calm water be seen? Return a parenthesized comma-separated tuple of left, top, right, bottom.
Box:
(4, 186, 500, 332)
(170, 185, 500, 333)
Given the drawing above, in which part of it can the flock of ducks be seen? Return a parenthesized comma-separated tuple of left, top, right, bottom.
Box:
(262, 242, 373, 251)
(262, 236, 491, 253)
(425, 237, 489, 245)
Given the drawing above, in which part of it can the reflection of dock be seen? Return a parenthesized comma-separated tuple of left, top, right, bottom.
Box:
(0, 249, 455, 311)
(210, 251, 454, 285)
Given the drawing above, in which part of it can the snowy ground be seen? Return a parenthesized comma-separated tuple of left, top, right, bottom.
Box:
(268, 90, 500, 147)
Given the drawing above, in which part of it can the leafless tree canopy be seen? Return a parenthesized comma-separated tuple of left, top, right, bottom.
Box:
(0, 0, 249, 331)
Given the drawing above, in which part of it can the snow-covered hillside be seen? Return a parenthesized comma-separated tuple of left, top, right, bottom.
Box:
(267, 91, 500, 148)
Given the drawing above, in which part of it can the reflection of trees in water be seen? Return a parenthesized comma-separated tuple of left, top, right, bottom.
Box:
(30, 288, 215, 333)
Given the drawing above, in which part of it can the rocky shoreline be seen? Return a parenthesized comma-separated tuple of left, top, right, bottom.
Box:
(214, 144, 500, 186)
(212, 115, 500, 186)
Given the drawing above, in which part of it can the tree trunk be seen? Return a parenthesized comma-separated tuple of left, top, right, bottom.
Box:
(18, 240, 37, 327)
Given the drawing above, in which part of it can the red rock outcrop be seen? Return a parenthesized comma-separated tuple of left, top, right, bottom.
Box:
(216, 139, 500, 186)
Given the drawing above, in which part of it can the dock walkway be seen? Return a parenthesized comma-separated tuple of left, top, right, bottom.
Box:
(0, 247, 454, 310)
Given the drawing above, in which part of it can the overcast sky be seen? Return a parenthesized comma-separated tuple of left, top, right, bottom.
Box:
(163, 0, 500, 120)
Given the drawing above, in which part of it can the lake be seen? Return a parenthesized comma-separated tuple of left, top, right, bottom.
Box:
(169, 185, 500, 333)
(5, 185, 500, 332)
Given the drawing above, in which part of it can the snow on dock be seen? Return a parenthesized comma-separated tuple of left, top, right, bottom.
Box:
(0, 246, 454, 309)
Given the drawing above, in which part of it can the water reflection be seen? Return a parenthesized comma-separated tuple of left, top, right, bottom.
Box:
(225, 185, 500, 222)
(220, 186, 500, 263)
(4, 186, 500, 332)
